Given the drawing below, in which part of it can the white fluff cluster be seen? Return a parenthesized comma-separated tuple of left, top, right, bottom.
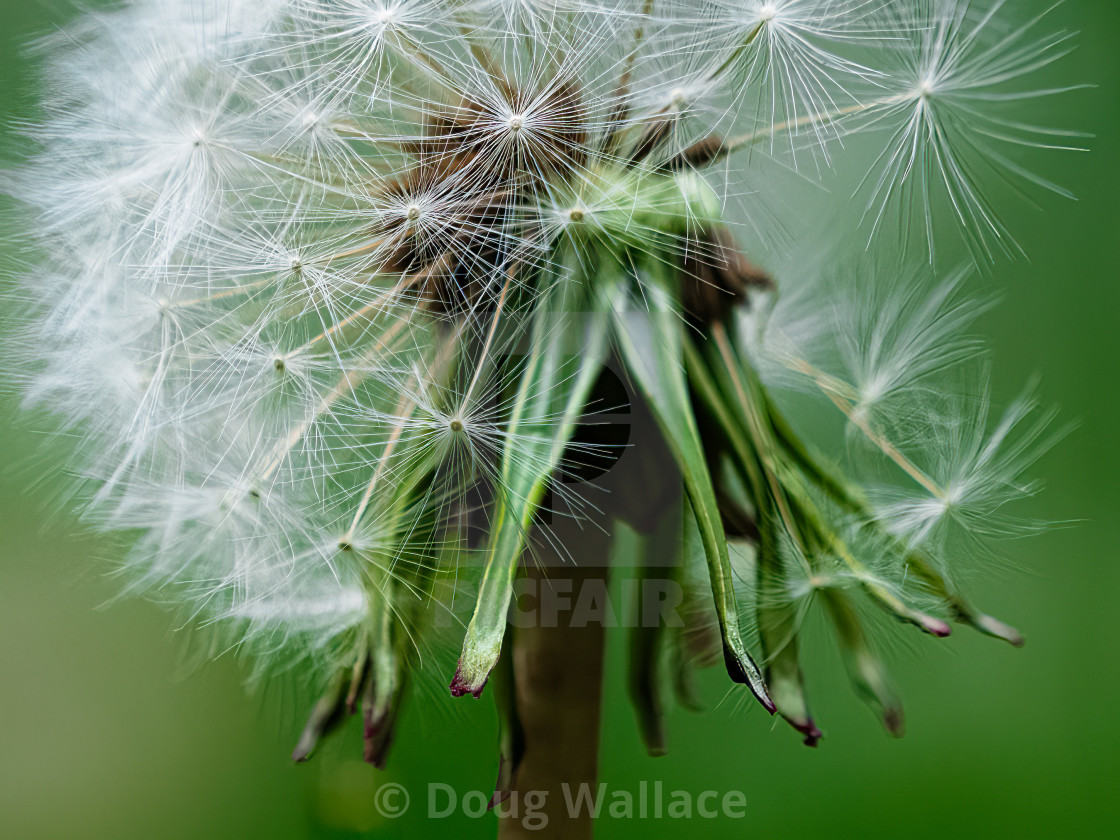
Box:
(3, 0, 1071, 701)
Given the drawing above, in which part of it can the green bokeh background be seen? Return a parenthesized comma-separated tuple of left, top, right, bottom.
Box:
(1, 2, 1117, 838)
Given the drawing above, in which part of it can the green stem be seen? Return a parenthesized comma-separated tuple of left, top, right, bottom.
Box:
(496, 516, 611, 840)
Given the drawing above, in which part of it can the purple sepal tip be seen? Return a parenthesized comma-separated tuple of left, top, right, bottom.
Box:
(449, 662, 488, 698)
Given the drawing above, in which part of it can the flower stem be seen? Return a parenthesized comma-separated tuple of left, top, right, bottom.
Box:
(496, 517, 611, 840)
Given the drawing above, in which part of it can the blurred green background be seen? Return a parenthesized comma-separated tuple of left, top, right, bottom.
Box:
(1, 2, 1117, 838)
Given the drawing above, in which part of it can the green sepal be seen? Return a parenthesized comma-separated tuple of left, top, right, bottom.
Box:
(452, 277, 610, 698)
(820, 589, 905, 737)
(626, 513, 685, 756)
(292, 668, 350, 763)
(487, 634, 525, 810)
(756, 515, 822, 746)
(606, 265, 773, 713)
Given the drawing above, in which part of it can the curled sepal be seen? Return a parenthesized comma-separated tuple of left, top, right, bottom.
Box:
(627, 516, 684, 757)
(757, 533, 821, 746)
(488, 638, 524, 810)
(606, 268, 773, 713)
(362, 675, 407, 770)
(292, 668, 351, 763)
(361, 597, 406, 768)
(813, 525, 952, 640)
(670, 642, 706, 713)
(670, 526, 721, 713)
(759, 387, 1020, 646)
(452, 282, 609, 698)
(697, 326, 952, 641)
(764, 634, 820, 747)
(821, 590, 905, 737)
(967, 611, 1025, 648)
(357, 544, 438, 769)
(629, 621, 668, 757)
(908, 554, 1024, 647)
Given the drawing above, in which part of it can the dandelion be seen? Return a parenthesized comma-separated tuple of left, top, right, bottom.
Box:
(2, 0, 1076, 834)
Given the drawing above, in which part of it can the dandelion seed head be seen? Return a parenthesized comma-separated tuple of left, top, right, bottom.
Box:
(2, 0, 1075, 754)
